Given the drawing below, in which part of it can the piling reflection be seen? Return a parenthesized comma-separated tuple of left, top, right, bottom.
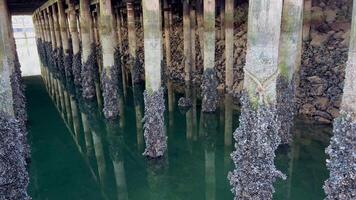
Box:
(106, 121, 129, 200)
(201, 113, 217, 200)
(224, 94, 234, 170)
(40, 76, 330, 200)
(133, 84, 144, 151)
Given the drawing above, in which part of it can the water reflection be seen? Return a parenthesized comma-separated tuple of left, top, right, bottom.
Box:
(39, 77, 330, 200)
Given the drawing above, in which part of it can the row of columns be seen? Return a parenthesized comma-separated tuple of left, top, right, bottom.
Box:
(31, 0, 355, 199)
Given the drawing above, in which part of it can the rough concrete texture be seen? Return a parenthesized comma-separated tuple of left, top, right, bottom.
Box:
(297, 0, 351, 123)
(101, 66, 119, 120)
(0, 112, 30, 200)
(81, 44, 97, 99)
(276, 76, 296, 144)
(72, 52, 82, 87)
(323, 112, 356, 200)
(228, 93, 286, 200)
(143, 88, 167, 158)
(201, 68, 218, 112)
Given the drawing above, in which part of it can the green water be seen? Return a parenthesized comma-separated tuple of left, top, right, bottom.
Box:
(25, 76, 330, 200)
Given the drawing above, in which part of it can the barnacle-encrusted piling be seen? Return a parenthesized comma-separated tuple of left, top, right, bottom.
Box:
(80, 0, 96, 99)
(68, 1, 82, 88)
(228, 0, 286, 199)
(126, 1, 141, 84)
(302, 0, 311, 41)
(58, 0, 73, 86)
(99, 0, 120, 120)
(0, 0, 29, 198)
(201, 0, 218, 112)
(324, 1, 356, 198)
(52, 4, 67, 118)
(142, 0, 167, 158)
(225, 0, 233, 92)
(228, 94, 286, 199)
(115, 8, 127, 98)
(57, 0, 73, 122)
(277, 0, 303, 144)
(196, 0, 204, 57)
(190, 6, 196, 74)
(324, 112, 356, 199)
(183, 0, 192, 83)
(0, 113, 30, 200)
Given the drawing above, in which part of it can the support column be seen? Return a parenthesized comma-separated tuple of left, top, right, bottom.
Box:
(201, 0, 218, 112)
(58, 0, 70, 77)
(0, 2, 15, 117)
(47, 7, 60, 107)
(68, 1, 82, 87)
(80, 0, 96, 99)
(39, 12, 51, 91)
(228, 0, 286, 199)
(324, 0, 356, 198)
(142, 0, 167, 158)
(58, 0, 73, 123)
(163, 0, 171, 74)
(219, 0, 225, 40)
(127, 1, 140, 84)
(92, 9, 104, 111)
(302, 0, 311, 41)
(43, 10, 54, 97)
(52, 5, 66, 118)
(277, 0, 304, 144)
(115, 8, 127, 98)
(225, 0, 233, 92)
(0, 0, 29, 198)
(196, 0, 204, 58)
(99, 0, 120, 119)
(183, 0, 192, 83)
(190, 6, 196, 73)
(164, 0, 174, 120)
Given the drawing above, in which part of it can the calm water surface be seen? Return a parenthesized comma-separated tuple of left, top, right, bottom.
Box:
(25, 76, 330, 200)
